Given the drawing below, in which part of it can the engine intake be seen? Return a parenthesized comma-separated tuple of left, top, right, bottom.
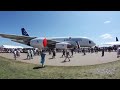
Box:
(30, 38, 48, 49)
(43, 38, 47, 47)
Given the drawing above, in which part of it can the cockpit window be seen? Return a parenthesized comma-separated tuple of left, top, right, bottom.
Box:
(89, 41, 91, 44)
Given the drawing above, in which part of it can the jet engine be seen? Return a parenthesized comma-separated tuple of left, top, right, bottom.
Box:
(56, 42, 73, 49)
(30, 38, 47, 49)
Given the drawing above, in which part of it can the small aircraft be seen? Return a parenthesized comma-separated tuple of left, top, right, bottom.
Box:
(0, 28, 96, 49)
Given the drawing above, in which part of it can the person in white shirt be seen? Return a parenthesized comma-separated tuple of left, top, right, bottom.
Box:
(27, 49, 31, 59)
(13, 49, 17, 60)
(30, 49, 34, 59)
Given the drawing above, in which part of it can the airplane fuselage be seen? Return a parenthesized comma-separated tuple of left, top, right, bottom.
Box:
(30, 37, 96, 49)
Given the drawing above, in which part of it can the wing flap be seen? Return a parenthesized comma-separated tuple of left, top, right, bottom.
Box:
(11, 40, 26, 45)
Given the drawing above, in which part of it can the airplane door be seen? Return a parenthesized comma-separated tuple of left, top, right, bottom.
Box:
(75, 41, 80, 49)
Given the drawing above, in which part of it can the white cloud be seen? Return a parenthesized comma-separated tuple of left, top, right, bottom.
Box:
(104, 20, 111, 24)
(100, 33, 113, 39)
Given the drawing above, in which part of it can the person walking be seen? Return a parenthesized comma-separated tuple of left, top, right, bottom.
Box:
(27, 49, 31, 59)
(49, 49, 52, 55)
(13, 49, 17, 60)
(52, 49, 56, 59)
(117, 47, 120, 58)
(70, 49, 74, 57)
(17, 49, 20, 57)
(40, 50, 46, 68)
(61, 49, 65, 58)
(30, 49, 34, 59)
(82, 48, 86, 55)
(64, 50, 70, 62)
(101, 48, 104, 57)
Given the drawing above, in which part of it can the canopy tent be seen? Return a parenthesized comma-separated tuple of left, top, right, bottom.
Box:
(22, 45, 33, 49)
(0, 45, 23, 49)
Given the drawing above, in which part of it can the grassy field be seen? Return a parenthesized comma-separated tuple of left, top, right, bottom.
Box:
(0, 56, 120, 79)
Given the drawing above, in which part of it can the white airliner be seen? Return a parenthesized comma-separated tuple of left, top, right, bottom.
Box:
(103, 37, 120, 46)
(0, 28, 96, 49)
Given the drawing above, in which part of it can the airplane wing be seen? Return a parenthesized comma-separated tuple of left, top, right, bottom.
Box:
(11, 40, 27, 45)
(0, 33, 37, 40)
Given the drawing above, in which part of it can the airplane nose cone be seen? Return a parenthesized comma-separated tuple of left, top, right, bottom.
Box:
(93, 42, 96, 46)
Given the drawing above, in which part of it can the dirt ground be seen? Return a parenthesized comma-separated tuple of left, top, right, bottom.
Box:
(0, 52, 119, 66)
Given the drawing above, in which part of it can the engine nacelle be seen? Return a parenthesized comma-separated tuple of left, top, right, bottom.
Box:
(30, 38, 47, 49)
(56, 42, 73, 49)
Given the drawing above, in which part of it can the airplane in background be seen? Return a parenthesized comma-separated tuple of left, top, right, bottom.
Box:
(103, 37, 120, 47)
(0, 28, 96, 49)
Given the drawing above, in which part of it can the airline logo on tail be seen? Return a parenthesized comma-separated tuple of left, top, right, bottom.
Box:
(21, 28, 29, 36)
(116, 37, 119, 41)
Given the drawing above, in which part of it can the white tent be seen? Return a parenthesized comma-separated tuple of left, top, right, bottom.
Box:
(0, 45, 23, 49)
(22, 46, 33, 49)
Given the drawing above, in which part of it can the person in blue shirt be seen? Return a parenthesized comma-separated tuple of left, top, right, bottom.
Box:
(40, 50, 46, 68)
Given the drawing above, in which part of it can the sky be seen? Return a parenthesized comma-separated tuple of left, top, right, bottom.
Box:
(0, 11, 120, 47)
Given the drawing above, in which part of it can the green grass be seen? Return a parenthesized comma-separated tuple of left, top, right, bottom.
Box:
(0, 56, 120, 79)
